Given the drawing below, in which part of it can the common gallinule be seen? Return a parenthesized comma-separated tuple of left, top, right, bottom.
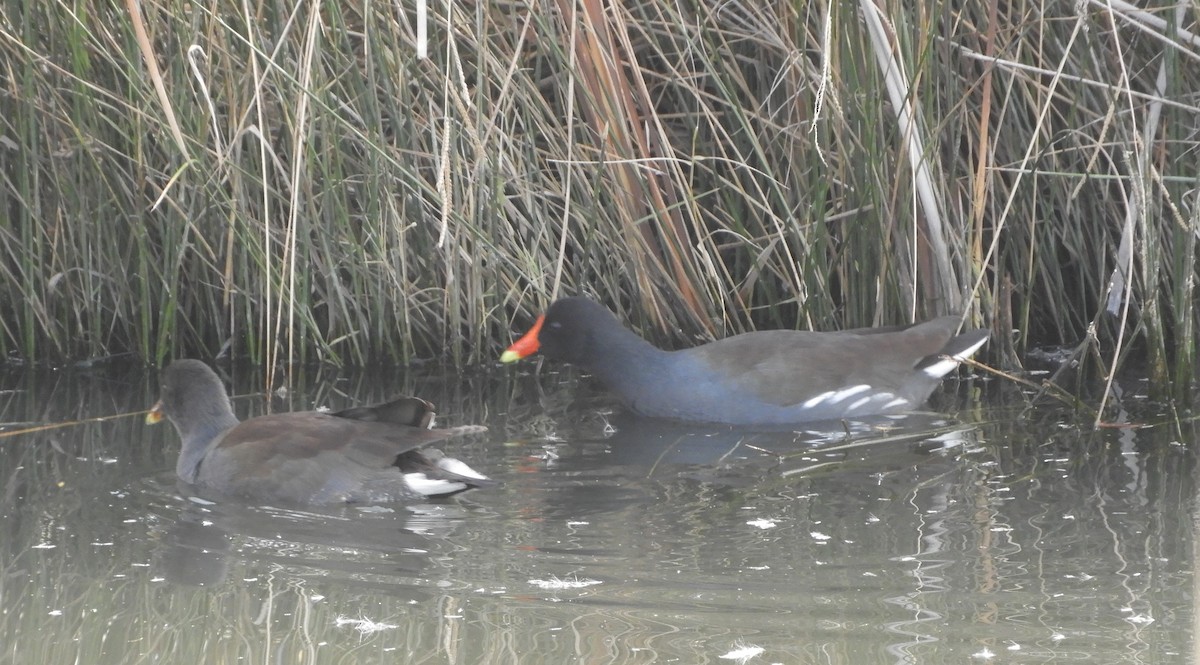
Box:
(500, 297, 988, 425)
(146, 360, 493, 505)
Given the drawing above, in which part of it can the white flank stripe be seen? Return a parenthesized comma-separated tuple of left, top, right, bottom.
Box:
(847, 396, 875, 411)
(802, 390, 836, 408)
(883, 397, 910, 409)
(825, 384, 872, 404)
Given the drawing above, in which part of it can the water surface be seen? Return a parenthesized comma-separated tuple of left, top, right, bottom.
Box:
(0, 363, 1193, 663)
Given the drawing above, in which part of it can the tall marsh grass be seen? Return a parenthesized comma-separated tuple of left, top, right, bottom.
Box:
(1, 1, 1197, 396)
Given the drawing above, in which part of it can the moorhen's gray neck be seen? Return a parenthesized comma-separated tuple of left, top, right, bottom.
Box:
(544, 297, 676, 405)
(158, 361, 241, 483)
(576, 319, 672, 400)
(174, 413, 237, 483)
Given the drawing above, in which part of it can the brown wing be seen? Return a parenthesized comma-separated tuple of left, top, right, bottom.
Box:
(692, 317, 961, 407)
(331, 396, 435, 428)
(200, 409, 480, 502)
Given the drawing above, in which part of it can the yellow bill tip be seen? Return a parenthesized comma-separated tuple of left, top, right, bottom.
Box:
(499, 349, 523, 364)
(501, 313, 544, 364)
(145, 401, 164, 425)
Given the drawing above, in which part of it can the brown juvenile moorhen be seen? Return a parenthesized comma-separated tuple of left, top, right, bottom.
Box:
(500, 297, 988, 425)
(146, 360, 493, 504)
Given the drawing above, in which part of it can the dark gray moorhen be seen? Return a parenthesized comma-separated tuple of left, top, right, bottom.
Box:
(500, 297, 988, 425)
(147, 360, 493, 505)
